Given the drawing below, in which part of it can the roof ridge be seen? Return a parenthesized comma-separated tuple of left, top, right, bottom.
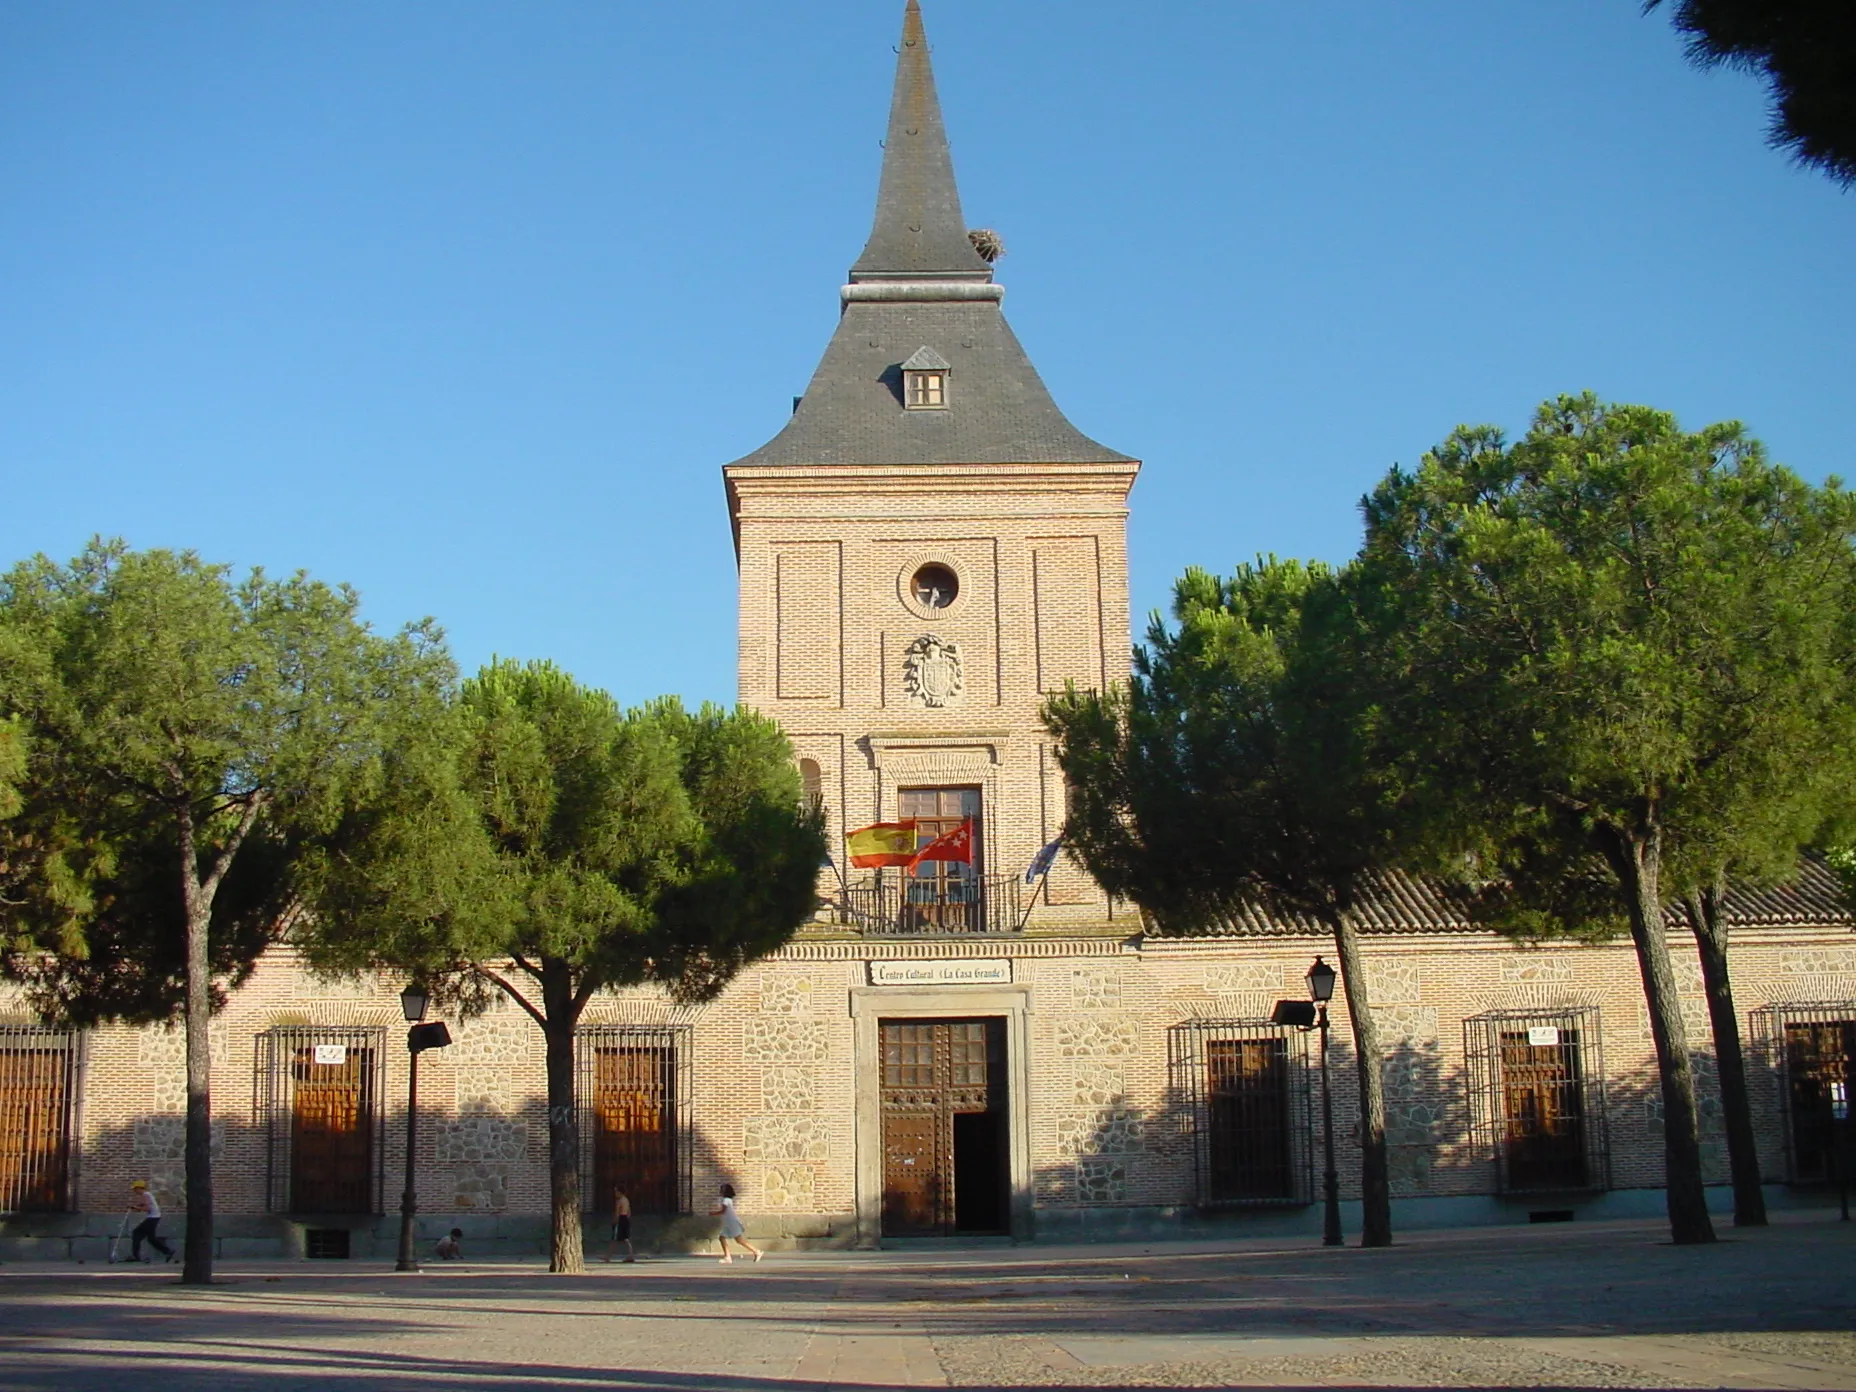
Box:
(1192, 859, 1853, 939)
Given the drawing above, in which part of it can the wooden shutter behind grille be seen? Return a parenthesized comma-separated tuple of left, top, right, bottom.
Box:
(0, 1029, 75, 1213)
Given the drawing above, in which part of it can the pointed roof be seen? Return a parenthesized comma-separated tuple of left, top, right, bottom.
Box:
(851, 0, 992, 282)
(724, 2, 1134, 471)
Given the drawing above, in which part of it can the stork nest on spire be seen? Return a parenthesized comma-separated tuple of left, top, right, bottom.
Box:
(967, 228, 1005, 263)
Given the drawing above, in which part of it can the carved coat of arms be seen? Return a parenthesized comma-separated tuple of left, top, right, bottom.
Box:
(903, 634, 964, 708)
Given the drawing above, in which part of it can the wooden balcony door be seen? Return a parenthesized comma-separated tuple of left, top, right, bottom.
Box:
(897, 786, 983, 932)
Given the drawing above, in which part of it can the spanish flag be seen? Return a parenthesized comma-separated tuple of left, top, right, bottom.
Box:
(846, 821, 918, 868)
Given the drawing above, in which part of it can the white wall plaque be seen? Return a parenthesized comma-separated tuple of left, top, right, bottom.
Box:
(868, 959, 1013, 987)
(1526, 1026, 1560, 1048)
(312, 1043, 348, 1066)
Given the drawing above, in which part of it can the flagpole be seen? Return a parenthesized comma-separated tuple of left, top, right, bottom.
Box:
(1015, 836, 1064, 932)
(1014, 867, 1052, 932)
(822, 848, 849, 926)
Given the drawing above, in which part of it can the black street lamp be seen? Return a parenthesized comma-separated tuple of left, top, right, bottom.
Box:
(395, 983, 451, 1273)
(1834, 1078, 1850, 1224)
(1305, 957, 1343, 1248)
(1269, 956, 1344, 1248)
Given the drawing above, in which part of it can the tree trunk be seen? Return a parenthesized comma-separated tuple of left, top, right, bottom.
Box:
(1607, 828, 1715, 1244)
(1327, 909, 1392, 1247)
(542, 960, 584, 1274)
(177, 808, 214, 1285)
(1684, 882, 1766, 1227)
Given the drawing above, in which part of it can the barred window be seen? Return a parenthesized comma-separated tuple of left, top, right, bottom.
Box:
(1465, 1009, 1609, 1193)
(1752, 1003, 1855, 1183)
(258, 1027, 386, 1215)
(0, 1026, 78, 1213)
(1170, 1020, 1312, 1205)
(578, 1026, 691, 1216)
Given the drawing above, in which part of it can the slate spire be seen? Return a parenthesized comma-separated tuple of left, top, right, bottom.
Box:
(724, 0, 1133, 469)
(850, 0, 993, 281)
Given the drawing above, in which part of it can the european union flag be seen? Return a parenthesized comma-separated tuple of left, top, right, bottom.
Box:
(1024, 836, 1064, 884)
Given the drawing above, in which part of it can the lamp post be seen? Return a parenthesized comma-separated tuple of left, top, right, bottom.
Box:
(395, 983, 451, 1273)
(1833, 1079, 1850, 1223)
(1307, 956, 1343, 1248)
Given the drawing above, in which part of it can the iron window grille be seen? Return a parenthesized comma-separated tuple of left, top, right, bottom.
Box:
(1170, 1019, 1313, 1206)
(256, 1026, 387, 1215)
(0, 1025, 80, 1214)
(576, 1025, 692, 1216)
(1750, 1001, 1855, 1184)
(1464, 1008, 1610, 1194)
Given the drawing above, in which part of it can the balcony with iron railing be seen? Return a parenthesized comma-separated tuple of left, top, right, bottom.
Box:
(819, 872, 1024, 937)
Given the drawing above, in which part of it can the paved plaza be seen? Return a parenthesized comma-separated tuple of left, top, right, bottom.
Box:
(1, 1212, 1853, 1391)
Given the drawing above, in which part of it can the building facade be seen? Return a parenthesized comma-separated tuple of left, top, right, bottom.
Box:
(3, 0, 1854, 1260)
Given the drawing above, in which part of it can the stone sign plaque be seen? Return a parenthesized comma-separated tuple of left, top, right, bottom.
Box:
(868, 959, 1013, 987)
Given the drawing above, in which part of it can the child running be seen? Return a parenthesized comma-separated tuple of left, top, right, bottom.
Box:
(709, 1183, 760, 1264)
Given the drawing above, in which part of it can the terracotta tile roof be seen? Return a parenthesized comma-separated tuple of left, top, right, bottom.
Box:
(1194, 856, 1853, 938)
(1670, 855, 1855, 930)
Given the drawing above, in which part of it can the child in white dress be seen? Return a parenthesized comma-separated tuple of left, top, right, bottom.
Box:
(709, 1183, 761, 1263)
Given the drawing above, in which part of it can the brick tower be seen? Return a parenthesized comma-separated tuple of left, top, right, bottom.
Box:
(723, 0, 1140, 937)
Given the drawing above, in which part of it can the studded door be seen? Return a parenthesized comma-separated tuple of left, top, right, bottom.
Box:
(879, 1018, 1006, 1236)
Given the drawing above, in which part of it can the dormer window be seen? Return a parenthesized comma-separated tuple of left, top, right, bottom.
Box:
(907, 371, 946, 408)
(900, 346, 951, 410)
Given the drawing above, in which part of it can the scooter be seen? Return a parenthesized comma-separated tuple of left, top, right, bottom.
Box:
(106, 1212, 131, 1264)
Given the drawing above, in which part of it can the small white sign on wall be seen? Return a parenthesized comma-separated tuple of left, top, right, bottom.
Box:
(1526, 1026, 1560, 1048)
(868, 959, 1012, 987)
(312, 1043, 348, 1066)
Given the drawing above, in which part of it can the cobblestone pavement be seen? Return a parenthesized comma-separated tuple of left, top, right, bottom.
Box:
(1, 1213, 1852, 1391)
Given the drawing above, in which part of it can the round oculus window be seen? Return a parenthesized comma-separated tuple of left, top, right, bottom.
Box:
(910, 563, 959, 610)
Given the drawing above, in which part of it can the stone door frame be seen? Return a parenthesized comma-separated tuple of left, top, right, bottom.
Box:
(849, 986, 1033, 1246)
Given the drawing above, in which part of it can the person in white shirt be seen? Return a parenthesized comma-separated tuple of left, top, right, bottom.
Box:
(127, 1181, 175, 1263)
(708, 1183, 761, 1264)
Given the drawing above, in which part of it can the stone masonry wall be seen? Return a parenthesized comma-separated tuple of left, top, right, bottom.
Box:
(7, 921, 1851, 1239)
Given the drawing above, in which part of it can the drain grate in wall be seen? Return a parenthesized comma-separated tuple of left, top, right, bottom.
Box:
(1529, 1209, 1575, 1223)
(304, 1228, 351, 1259)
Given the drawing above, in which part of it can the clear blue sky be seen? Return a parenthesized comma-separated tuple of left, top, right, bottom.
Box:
(3, 1, 1849, 707)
